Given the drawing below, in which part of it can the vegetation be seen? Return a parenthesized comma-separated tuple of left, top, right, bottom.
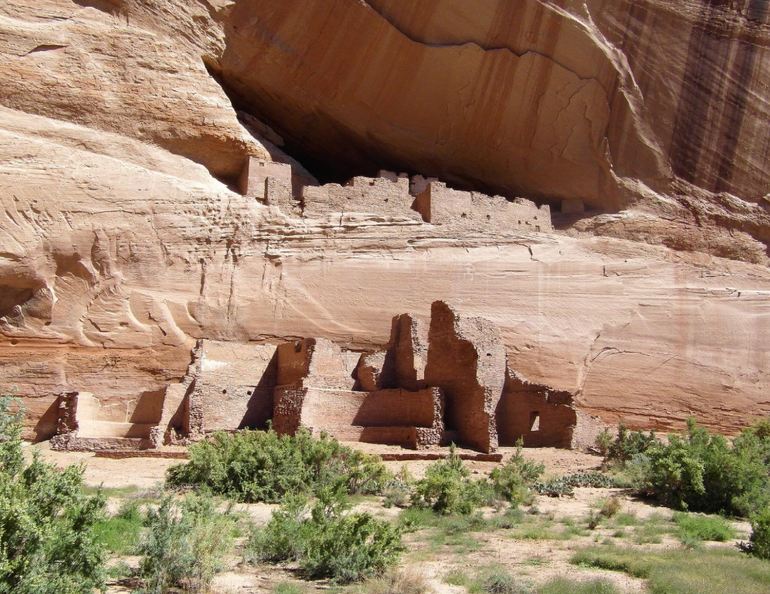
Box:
(0, 398, 107, 594)
(410, 445, 490, 514)
(355, 569, 431, 594)
(748, 507, 770, 560)
(93, 500, 144, 554)
(490, 441, 544, 506)
(573, 545, 770, 594)
(539, 578, 620, 594)
(167, 428, 390, 502)
(673, 512, 736, 543)
(246, 490, 403, 583)
(136, 493, 236, 594)
(630, 418, 770, 516)
(535, 471, 616, 497)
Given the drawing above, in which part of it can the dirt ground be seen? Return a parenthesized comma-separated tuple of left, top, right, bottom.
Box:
(29, 441, 752, 594)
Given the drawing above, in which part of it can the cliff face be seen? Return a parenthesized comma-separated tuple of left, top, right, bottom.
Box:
(1, 0, 769, 440)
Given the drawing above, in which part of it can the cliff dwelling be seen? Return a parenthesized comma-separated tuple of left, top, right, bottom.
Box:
(51, 301, 599, 455)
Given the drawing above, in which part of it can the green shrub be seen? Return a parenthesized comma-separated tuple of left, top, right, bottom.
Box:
(137, 493, 236, 593)
(247, 491, 403, 583)
(633, 419, 770, 516)
(167, 428, 390, 502)
(535, 471, 616, 497)
(605, 424, 657, 466)
(490, 441, 544, 506)
(749, 507, 770, 560)
(674, 512, 736, 543)
(411, 445, 488, 514)
(382, 466, 413, 509)
(595, 429, 613, 457)
(475, 564, 521, 594)
(357, 569, 430, 594)
(0, 397, 107, 594)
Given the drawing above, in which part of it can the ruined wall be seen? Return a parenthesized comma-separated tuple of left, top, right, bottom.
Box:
(301, 173, 421, 221)
(412, 182, 552, 232)
(189, 340, 277, 433)
(425, 301, 507, 453)
(496, 371, 578, 449)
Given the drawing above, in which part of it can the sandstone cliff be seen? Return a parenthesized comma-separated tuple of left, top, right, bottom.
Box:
(1, 0, 768, 441)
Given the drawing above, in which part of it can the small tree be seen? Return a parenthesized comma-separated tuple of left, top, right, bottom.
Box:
(0, 397, 106, 594)
(411, 445, 487, 515)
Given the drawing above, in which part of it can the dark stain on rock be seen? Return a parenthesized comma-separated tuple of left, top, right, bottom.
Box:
(714, 0, 768, 193)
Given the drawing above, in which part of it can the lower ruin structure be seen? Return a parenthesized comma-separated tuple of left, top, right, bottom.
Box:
(51, 302, 599, 454)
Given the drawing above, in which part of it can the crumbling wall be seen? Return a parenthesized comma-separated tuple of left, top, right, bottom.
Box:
(51, 391, 156, 451)
(496, 369, 577, 448)
(188, 340, 278, 434)
(301, 171, 422, 221)
(413, 181, 552, 232)
(425, 301, 506, 453)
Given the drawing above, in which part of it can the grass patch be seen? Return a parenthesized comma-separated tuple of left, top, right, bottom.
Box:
(94, 511, 143, 555)
(673, 512, 736, 543)
(572, 545, 770, 594)
(539, 577, 620, 594)
(357, 569, 431, 594)
(274, 583, 306, 594)
(629, 513, 673, 544)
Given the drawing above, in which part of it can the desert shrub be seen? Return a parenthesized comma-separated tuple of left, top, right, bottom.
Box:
(137, 493, 236, 594)
(357, 568, 430, 594)
(475, 564, 521, 594)
(748, 507, 770, 560)
(167, 428, 390, 502)
(0, 397, 107, 594)
(600, 496, 622, 519)
(490, 441, 544, 506)
(411, 445, 488, 514)
(632, 419, 770, 516)
(595, 429, 613, 457)
(247, 491, 403, 583)
(605, 424, 657, 467)
(382, 466, 413, 508)
(673, 512, 735, 543)
(535, 471, 616, 497)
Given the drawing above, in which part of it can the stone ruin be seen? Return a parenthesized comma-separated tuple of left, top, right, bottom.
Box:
(51, 302, 600, 454)
(238, 157, 552, 232)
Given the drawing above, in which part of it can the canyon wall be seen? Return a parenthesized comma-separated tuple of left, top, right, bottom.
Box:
(1, 0, 769, 441)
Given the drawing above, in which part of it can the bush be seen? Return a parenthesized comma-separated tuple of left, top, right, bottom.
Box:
(0, 397, 107, 594)
(535, 471, 616, 497)
(247, 491, 403, 583)
(382, 466, 413, 509)
(490, 441, 544, 506)
(748, 507, 770, 560)
(633, 419, 770, 516)
(357, 568, 430, 594)
(476, 565, 520, 594)
(167, 428, 390, 502)
(137, 493, 236, 593)
(605, 424, 657, 467)
(595, 429, 613, 457)
(411, 445, 488, 514)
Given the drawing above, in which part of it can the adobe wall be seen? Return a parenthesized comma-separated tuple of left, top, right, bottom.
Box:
(188, 340, 278, 433)
(301, 172, 422, 221)
(424, 301, 506, 453)
(413, 181, 552, 232)
(496, 375, 576, 448)
(239, 157, 292, 199)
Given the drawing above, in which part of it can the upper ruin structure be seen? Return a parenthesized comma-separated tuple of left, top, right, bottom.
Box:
(238, 157, 552, 232)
